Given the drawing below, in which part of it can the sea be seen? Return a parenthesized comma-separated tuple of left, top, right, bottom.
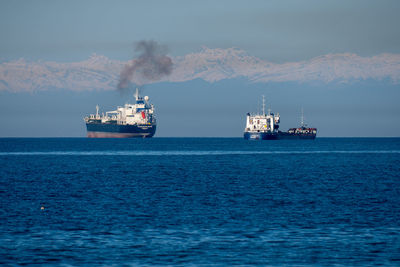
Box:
(1, 137, 400, 266)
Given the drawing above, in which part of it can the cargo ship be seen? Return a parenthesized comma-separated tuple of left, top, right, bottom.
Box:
(244, 96, 317, 140)
(84, 89, 156, 138)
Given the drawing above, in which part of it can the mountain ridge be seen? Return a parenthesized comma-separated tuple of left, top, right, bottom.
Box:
(1, 47, 399, 92)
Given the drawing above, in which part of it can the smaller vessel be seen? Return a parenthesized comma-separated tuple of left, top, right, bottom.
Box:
(84, 89, 156, 138)
(243, 96, 316, 140)
(277, 108, 317, 140)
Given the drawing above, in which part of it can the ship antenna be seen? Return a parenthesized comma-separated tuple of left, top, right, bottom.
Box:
(301, 107, 305, 127)
(262, 95, 265, 115)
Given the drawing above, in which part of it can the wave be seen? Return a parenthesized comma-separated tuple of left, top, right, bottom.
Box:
(0, 150, 399, 156)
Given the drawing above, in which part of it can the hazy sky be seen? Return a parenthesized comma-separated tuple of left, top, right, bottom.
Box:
(1, 0, 400, 137)
(1, 0, 400, 62)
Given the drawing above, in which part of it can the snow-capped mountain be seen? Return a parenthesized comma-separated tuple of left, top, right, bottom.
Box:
(1, 47, 399, 92)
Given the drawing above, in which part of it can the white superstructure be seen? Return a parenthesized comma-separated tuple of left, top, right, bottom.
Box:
(244, 95, 280, 133)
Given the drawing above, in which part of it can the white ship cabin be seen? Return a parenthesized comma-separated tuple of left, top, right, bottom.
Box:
(245, 112, 280, 133)
(245, 96, 280, 133)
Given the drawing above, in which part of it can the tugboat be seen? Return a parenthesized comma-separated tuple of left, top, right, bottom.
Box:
(244, 96, 316, 140)
(84, 89, 156, 138)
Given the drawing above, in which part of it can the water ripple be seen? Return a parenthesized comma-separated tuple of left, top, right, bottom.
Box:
(0, 150, 399, 156)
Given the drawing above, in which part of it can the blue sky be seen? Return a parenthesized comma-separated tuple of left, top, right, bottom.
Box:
(1, 0, 400, 137)
(1, 0, 400, 62)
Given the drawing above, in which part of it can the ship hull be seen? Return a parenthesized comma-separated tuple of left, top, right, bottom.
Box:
(277, 132, 316, 140)
(244, 131, 316, 140)
(86, 123, 156, 138)
(244, 132, 278, 140)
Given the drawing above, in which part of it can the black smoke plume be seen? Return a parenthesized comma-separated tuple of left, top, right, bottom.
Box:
(118, 40, 173, 90)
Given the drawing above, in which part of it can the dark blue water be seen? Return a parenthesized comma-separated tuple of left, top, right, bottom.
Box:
(1, 138, 400, 266)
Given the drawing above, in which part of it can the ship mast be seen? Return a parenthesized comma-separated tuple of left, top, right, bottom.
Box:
(301, 107, 305, 127)
(262, 95, 265, 115)
(135, 88, 140, 101)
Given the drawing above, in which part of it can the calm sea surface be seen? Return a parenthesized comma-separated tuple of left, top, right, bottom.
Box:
(1, 138, 400, 266)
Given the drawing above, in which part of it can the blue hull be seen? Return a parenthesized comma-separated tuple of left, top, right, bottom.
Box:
(86, 123, 156, 138)
(244, 132, 278, 140)
(244, 132, 316, 140)
(277, 132, 316, 140)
